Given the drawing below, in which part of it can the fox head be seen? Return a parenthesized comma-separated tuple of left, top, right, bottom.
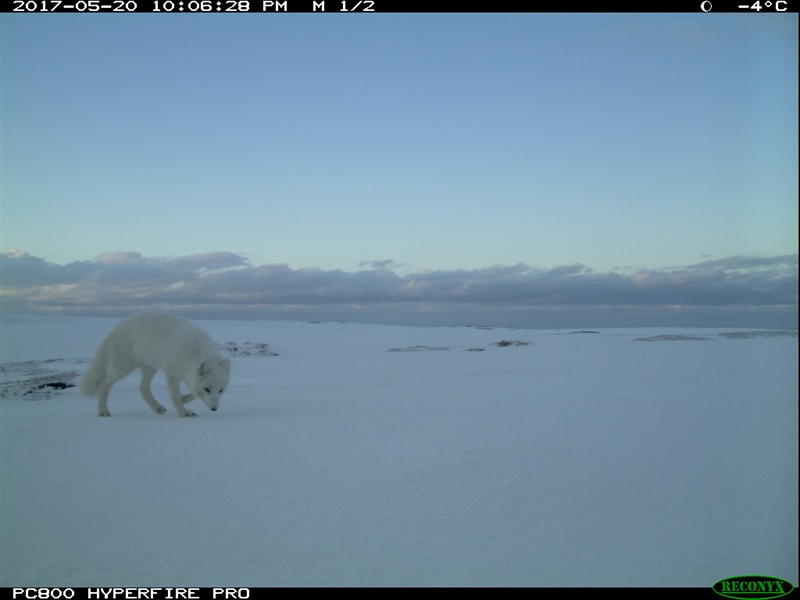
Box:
(192, 358, 231, 412)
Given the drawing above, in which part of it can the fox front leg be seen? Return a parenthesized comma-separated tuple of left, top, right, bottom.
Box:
(139, 367, 167, 415)
(167, 376, 196, 417)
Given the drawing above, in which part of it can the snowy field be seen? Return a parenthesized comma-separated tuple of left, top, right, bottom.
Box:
(0, 314, 797, 587)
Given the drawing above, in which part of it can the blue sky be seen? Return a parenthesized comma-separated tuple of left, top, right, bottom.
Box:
(1, 13, 797, 327)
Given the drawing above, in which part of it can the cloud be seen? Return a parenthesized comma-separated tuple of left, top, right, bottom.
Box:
(691, 254, 798, 270)
(1, 250, 796, 328)
(0, 250, 95, 287)
(358, 259, 403, 270)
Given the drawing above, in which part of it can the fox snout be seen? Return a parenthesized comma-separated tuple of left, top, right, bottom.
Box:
(198, 388, 223, 412)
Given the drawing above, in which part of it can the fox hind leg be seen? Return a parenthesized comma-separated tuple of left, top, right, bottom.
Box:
(139, 367, 167, 415)
(97, 381, 114, 417)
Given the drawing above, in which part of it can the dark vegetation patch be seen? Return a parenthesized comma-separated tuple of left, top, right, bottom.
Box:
(718, 330, 797, 339)
(218, 342, 278, 357)
(387, 345, 451, 352)
(0, 361, 84, 401)
(633, 335, 712, 342)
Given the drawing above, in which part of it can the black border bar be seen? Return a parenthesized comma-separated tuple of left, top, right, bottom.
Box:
(3, 0, 798, 13)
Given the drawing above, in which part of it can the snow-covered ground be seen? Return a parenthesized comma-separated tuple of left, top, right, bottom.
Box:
(1, 314, 797, 587)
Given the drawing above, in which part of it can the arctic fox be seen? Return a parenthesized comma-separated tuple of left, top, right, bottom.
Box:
(79, 312, 230, 417)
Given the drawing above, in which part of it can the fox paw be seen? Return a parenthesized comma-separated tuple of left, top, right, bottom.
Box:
(181, 410, 197, 417)
(98, 410, 110, 417)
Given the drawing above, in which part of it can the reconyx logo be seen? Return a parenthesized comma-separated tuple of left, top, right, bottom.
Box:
(713, 575, 795, 599)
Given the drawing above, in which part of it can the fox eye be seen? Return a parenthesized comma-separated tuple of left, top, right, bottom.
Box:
(204, 387, 211, 393)
(219, 389, 224, 394)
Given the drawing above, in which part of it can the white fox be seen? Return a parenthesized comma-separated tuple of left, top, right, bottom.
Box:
(79, 312, 230, 417)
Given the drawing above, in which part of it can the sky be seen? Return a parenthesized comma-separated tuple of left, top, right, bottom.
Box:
(1, 13, 798, 328)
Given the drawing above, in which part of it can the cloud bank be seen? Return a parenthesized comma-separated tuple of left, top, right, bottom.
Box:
(1, 250, 796, 329)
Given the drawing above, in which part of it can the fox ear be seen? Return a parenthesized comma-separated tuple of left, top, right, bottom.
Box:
(221, 358, 231, 372)
(198, 361, 211, 376)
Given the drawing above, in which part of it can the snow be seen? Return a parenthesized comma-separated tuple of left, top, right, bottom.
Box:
(1, 315, 797, 587)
